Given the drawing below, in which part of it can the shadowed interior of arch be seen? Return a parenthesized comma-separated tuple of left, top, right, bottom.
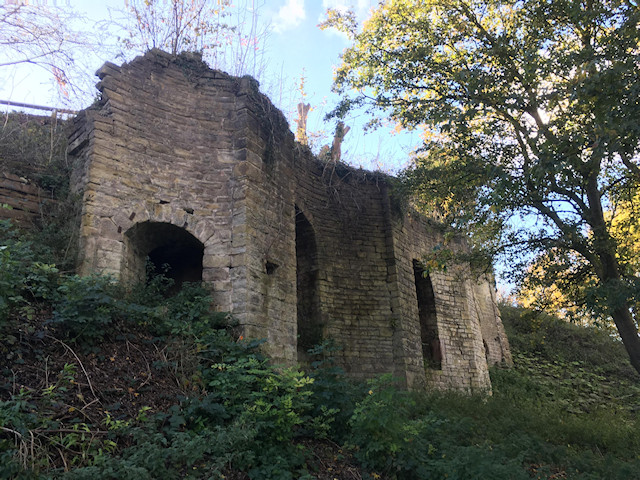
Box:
(125, 221, 204, 293)
(295, 205, 322, 362)
(413, 259, 442, 370)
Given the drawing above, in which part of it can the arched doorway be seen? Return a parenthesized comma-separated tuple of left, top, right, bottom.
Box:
(413, 260, 442, 369)
(296, 206, 322, 361)
(124, 221, 204, 292)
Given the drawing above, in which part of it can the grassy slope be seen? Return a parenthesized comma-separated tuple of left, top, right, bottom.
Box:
(341, 306, 640, 480)
(417, 306, 640, 479)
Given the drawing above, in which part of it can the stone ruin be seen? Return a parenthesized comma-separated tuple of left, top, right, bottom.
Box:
(68, 50, 512, 391)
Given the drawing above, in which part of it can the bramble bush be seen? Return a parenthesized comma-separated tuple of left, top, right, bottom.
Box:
(305, 340, 360, 441)
(0, 226, 339, 478)
(50, 274, 121, 344)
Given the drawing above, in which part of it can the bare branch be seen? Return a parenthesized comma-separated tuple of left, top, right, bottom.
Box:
(0, 3, 106, 101)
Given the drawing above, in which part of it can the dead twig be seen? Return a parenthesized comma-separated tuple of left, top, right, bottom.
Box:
(29, 429, 35, 470)
(38, 428, 109, 435)
(56, 446, 69, 471)
(47, 336, 100, 405)
(79, 398, 100, 413)
(126, 339, 153, 388)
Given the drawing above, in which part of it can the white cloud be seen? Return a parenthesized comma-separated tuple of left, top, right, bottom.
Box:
(319, 0, 374, 39)
(321, 0, 372, 17)
(273, 0, 306, 33)
(321, 0, 350, 12)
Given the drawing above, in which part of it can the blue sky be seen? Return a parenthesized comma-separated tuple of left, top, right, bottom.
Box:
(0, 0, 420, 172)
(265, 0, 422, 172)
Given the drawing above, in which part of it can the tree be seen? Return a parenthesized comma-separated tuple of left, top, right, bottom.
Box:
(323, 0, 640, 374)
(520, 186, 640, 329)
(121, 0, 230, 56)
(0, 2, 102, 100)
(517, 249, 603, 327)
(119, 0, 270, 79)
(211, 0, 270, 79)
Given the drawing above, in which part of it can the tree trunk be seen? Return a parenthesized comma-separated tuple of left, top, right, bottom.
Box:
(597, 248, 640, 376)
(610, 305, 640, 375)
(584, 176, 640, 375)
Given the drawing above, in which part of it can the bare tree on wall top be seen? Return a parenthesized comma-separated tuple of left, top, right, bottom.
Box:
(120, 0, 270, 80)
(122, 0, 229, 56)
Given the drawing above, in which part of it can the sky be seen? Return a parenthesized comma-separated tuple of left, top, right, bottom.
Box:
(0, 0, 421, 173)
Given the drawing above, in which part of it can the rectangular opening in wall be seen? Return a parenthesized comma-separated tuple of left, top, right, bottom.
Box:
(413, 259, 442, 370)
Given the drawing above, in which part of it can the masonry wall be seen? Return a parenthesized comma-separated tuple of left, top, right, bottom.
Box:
(69, 50, 511, 389)
(229, 81, 299, 364)
(0, 172, 50, 225)
(471, 278, 513, 367)
(225, 93, 406, 373)
(69, 50, 254, 327)
(389, 213, 488, 391)
(293, 156, 400, 381)
(0, 113, 67, 227)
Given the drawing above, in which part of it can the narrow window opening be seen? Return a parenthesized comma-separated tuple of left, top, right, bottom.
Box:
(413, 260, 442, 369)
(296, 206, 322, 362)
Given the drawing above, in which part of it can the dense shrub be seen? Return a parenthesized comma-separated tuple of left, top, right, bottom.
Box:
(0, 219, 59, 322)
(2, 227, 640, 479)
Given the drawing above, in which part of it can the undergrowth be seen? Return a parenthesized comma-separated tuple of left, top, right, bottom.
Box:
(1, 112, 81, 273)
(1, 219, 639, 479)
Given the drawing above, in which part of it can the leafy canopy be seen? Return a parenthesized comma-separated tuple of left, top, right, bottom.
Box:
(519, 188, 640, 327)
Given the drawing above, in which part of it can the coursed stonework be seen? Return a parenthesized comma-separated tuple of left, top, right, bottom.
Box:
(70, 50, 511, 391)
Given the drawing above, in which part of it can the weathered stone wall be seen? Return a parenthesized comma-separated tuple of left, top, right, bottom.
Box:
(293, 157, 399, 381)
(0, 172, 49, 225)
(0, 113, 65, 226)
(471, 278, 513, 367)
(69, 51, 253, 329)
(70, 50, 511, 390)
(389, 212, 488, 390)
(228, 80, 299, 364)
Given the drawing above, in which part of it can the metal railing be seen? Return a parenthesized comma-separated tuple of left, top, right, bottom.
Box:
(0, 99, 78, 115)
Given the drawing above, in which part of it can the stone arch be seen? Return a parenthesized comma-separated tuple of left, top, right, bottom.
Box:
(293, 198, 315, 226)
(122, 221, 204, 291)
(413, 259, 442, 369)
(115, 202, 215, 240)
(295, 205, 322, 361)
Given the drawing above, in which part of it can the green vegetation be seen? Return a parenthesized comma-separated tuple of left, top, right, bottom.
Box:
(1, 219, 639, 479)
(0, 112, 81, 272)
